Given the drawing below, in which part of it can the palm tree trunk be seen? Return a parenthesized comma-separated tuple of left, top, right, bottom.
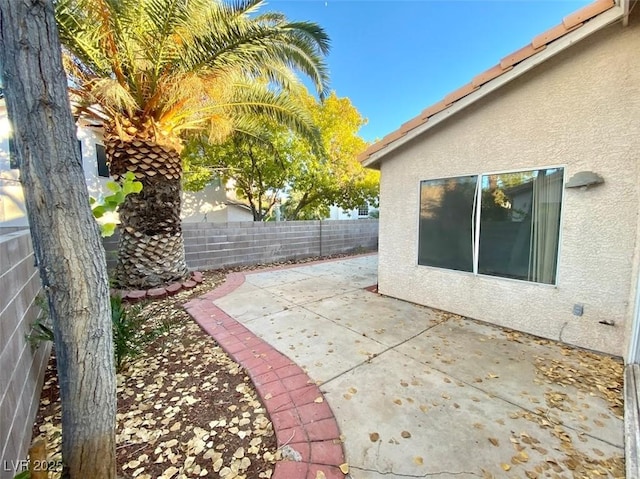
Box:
(105, 135, 188, 288)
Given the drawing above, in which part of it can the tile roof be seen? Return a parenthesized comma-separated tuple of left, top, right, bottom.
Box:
(358, 0, 616, 165)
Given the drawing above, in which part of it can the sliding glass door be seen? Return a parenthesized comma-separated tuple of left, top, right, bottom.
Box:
(419, 168, 564, 285)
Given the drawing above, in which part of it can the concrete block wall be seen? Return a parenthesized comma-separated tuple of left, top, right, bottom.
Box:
(0, 230, 49, 479)
(0, 226, 29, 236)
(184, 219, 378, 270)
(104, 220, 378, 271)
(314, 220, 378, 257)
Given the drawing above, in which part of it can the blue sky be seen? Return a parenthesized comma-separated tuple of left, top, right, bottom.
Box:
(268, 0, 591, 142)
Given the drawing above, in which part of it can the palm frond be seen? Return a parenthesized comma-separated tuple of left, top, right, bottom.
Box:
(90, 78, 139, 118)
(54, 0, 331, 143)
(175, 6, 330, 98)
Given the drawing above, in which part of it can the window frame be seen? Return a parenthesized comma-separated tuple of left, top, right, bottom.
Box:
(417, 173, 479, 273)
(416, 165, 566, 286)
(95, 143, 110, 178)
(8, 136, 19, 170)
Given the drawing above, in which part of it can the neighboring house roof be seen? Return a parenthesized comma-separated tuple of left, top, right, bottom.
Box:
(225, 199, 253, 212)
(359, 0, 631, 169)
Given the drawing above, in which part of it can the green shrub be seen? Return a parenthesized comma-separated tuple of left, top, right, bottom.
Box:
(27, 294, 170, 373)
(109, 295, 174, 372)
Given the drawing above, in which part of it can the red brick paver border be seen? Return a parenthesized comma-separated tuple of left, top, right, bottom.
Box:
(118, 271, 207, 302)
(184, 268, 348, 479)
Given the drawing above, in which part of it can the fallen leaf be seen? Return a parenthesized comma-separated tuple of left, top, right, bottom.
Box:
(481, 468, 494, 479)
(339, 463, 349, 474)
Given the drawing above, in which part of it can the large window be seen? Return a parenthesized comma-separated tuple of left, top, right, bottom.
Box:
(418, 168, 563, 285)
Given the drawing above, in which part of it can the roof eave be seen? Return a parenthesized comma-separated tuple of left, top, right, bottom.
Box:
(361, 4, 625, 170)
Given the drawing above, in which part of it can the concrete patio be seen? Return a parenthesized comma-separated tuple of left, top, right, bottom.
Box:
(209, 254, 624, 478)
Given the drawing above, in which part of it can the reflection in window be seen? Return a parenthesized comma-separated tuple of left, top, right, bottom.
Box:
(418, 168, 564, 284)
(418, 175, 477, 272)
(479, 169, 563, 284)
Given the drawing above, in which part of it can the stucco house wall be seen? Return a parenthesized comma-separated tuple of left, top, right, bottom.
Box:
(377, 16, 639, 357)
(180, 180, 253, 223)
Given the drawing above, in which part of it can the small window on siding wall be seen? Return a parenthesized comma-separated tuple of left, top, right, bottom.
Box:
(358, 204, 369, 217)
(96, 144, 109, 177)
(8, 136, 19, 169)
(418, 168, 564, 285)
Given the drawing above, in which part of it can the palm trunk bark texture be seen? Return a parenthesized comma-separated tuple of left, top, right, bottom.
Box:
(105, 133, 189, 288)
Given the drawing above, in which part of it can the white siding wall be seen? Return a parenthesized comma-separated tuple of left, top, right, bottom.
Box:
(0, 109, 26, 227)
(77, 126, 111, 200)
(0, 116, 252, 226)
(0, 119, 111, 227)
(328, 203, 378, 220)
(377, 16, 640, 357)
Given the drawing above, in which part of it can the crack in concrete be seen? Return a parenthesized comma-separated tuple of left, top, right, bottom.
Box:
(297, 294, 446, 387)
(349, 465, 482, 478)
(311, 321, 441, 387)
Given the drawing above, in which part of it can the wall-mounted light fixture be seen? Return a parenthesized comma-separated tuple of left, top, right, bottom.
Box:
(565, 171, 604, 189)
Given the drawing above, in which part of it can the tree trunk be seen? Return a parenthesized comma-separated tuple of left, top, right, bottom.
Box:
(0, 2, 116, 478)
(289, 191, 313, 220)
(105, 134, 188, 288)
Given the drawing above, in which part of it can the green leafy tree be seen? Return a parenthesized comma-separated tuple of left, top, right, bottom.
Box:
(183, 125, 293, 221)
(284, 91, 379, 220)
(55, 0, 330, 287)
(184, 91, 379, 221)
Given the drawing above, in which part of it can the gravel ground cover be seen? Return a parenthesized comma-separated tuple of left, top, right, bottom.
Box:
(33, 270, 278, 479)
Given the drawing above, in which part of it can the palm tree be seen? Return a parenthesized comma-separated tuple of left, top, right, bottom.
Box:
(55, 0, 330, 288)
